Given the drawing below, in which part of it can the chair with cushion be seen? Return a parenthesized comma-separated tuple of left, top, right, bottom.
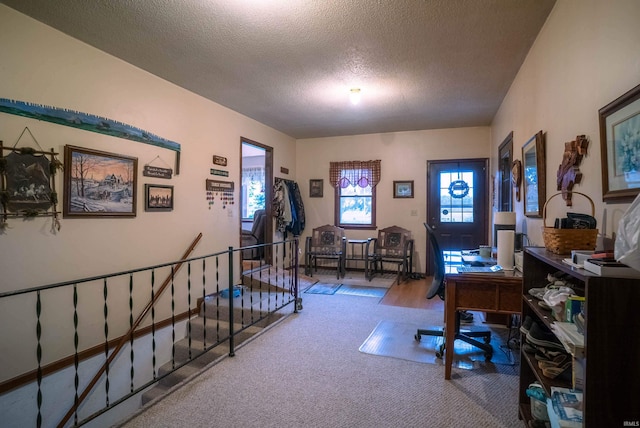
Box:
(414, 223, 493, 360)
(241, 209, 267, 260)
(364, 226, 414, 284)
(305, 225, 346, 279)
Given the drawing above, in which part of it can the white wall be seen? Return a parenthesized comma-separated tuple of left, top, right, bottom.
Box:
(491, 0, 640, 247)
(0, 5, 296, 293)
(0, 4, 296, 387)
(296, 127, 491, 272)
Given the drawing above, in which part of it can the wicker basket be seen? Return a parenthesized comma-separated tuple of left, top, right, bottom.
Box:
(542, 192, 598, 255)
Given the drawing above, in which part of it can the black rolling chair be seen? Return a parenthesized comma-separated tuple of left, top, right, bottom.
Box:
(414, 223, 493, 360)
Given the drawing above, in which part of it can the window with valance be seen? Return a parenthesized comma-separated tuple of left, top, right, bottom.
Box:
(329, 160, 381, 189)
(330, 160, 380, 229)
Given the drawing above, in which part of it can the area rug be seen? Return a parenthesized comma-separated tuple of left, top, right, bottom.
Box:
(310, 269, 396, 288)
(359, 320, 518, 370)
(304, 282, 342, 295)
(335, 284, 388, 298)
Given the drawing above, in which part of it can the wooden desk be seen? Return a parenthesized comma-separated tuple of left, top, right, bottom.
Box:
(444, 270, 522, 379)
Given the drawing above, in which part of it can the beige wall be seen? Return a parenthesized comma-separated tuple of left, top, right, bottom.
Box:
(491, 0, 640, 247)
(296, 127, 491, 272)
(0, 5, 296, 293)
(2, 0, 640, 288)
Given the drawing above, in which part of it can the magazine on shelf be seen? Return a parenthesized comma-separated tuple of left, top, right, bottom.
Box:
(547, 387, 583, 428)
(583, 259, 640, 278)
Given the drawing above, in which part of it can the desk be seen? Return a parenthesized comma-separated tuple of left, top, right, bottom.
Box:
(444, 269, 522, 379)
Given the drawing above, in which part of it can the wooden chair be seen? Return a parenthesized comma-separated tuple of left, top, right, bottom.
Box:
(365, 226, 414, 284)
(304, 225, 347, 279)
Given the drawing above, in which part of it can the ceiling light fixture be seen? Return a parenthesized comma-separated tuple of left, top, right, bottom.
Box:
(349, 88, 361, 105)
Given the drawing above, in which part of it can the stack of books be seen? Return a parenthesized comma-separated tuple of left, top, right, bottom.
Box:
(582, 258, 640, 278)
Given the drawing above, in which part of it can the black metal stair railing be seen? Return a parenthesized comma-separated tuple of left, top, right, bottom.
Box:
(0, 237, 300, 428)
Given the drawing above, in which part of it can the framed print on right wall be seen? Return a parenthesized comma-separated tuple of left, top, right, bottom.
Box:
(599, 83, 640, 202)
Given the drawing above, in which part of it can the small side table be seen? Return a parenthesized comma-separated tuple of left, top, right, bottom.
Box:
(345, 239, 369, 271)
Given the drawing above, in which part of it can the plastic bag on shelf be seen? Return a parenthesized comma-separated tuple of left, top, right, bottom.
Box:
(615, 193, 640, 272)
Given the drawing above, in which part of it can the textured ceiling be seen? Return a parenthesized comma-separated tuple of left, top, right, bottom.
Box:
(2, 0, 556, 139)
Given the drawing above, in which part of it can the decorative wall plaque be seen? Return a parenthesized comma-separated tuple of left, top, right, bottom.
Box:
(557, 135, 589, 206)
(143, 165, 172, 179)
(212, 155, 227, 166)
(206, 179, 234, 192)
(210, 168, 229, 177)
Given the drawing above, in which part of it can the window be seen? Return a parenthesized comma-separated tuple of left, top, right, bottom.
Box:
(439, 170, 475, 223)
(330, 160, 380, 229)
(242, 166, 265, 219)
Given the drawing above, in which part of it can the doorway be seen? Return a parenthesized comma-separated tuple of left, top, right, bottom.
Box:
(240, 137, 273, 267)
(426, 159, 489, 274)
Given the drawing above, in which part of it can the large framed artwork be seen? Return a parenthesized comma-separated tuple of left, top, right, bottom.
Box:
(63, 145, 138, 218)
(599, 83, 640, 202)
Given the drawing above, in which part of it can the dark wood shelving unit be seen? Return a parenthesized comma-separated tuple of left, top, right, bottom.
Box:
(519, 247, 640, 427)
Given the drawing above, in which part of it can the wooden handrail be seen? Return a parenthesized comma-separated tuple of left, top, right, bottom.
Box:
(57, 233, 203, 428)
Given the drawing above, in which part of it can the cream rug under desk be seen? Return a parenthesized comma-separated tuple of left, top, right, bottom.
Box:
(360, 319, 518, 369)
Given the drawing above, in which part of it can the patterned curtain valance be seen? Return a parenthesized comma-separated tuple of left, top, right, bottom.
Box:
(329, 160, 381, 188)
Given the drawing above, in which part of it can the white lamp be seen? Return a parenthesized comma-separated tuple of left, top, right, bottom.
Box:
(493, 211, 516, 246)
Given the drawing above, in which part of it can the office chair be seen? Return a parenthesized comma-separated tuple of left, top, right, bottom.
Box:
(414, 223, 493, 360)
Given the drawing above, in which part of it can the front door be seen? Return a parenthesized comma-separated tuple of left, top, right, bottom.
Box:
(427, 159, 489, 254)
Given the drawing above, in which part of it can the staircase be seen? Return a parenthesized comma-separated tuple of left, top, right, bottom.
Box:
(141, 282, 288, 405)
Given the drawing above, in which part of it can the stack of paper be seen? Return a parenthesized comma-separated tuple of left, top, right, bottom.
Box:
(550, 322, 584, 357)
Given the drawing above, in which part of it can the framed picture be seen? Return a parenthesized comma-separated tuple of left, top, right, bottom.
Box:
(599, 83, 640, 202)
(63, 145, 137, 218)
(145, 184, 174, 212)
(522, 131, 546, 218)
(309, 179, 323, 197)
(393, 180, 414, 198)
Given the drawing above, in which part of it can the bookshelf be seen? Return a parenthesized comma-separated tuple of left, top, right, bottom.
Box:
(519, 247, 640, 427)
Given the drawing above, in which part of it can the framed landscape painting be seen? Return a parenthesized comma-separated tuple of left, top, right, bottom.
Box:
(63, 145, 137, 218)
(393, 180, 414, 198)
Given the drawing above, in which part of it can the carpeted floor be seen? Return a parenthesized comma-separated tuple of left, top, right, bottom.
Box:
(120, 291, 521, 428)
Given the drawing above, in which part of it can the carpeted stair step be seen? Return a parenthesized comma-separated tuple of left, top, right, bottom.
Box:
(140, 383, 171, 405)
(200, 291, 284, 323)
(140, 316, 278, 406)
(241, 275, 291, 291)
(186, 318, 267, 349)
(157, 340, 228, 387)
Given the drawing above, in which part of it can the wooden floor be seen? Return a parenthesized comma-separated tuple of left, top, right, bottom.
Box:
(380, 276, 444, 311)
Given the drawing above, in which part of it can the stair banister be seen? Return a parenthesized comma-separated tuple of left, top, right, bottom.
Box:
(57, 233, 203, 428)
